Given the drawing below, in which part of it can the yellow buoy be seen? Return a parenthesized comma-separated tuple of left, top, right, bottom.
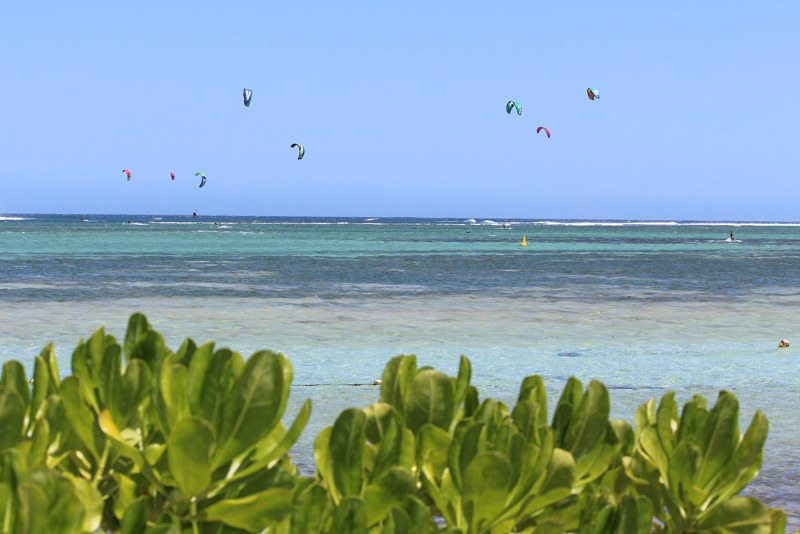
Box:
(521, 236, 527, 246)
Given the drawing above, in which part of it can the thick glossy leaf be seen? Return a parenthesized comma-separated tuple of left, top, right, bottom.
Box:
(291, 479, 334, 533)
(213, 350, 291, 468)
(677, 395, 709, 444)
(363, 467, 416, 526)
(155, 362, 190, 434)
(167, 416, 216, 497)
(98, 409, 161, 486)
(2, 361, 29, 412)
(329, 496, 367, 534)
(462, 451, 512, 531)
(115, 359, 151, 427)
(123, 313, 151, 364)
(68, 476, 103, 532)
(695, 496, 772, 533)
(551, 377, 583, 443)
(399, 495, 438, 533)
(520, 448, 576, 516)
(655, 392, 678, 460)
(252, 397, 311, 466)
(25, 419, 49, 469)
(696, 391, 740, 489)
(464, 385, 479, 418)
(508, 431, 554, 505)
(329, 408, 366, 498)
(97, 336, 122, 411)
(517, 375, 548, 428)
(29, 356, 50, 424)
(380, 355, 417, 418)
(561, 380, 610, 462)
(0, 386, 25, 451)
(417, 424, 451, 482)
(710, 410, 768, 501)
(452, 355, 471, 408)
(120, 496, 148, 534)
(39, 343, 61, 390)
(201, 487, 293, 530)
(573, 421, 621, 487)
(59, 376, 101, 460)
(406, 369, 454, 433)
(364, 402, 399, 444)
(314, 426, 335, 497)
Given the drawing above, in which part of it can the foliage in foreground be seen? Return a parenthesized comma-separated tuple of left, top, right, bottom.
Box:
(0, 313, 790, 533)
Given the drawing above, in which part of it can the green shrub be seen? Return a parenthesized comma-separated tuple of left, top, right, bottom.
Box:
(0, 314, 789, 533)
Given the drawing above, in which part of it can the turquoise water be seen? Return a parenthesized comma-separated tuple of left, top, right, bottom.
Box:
(2, 214, 798, 526)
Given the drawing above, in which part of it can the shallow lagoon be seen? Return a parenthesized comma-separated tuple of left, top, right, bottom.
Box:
(2, 215, 798, 526)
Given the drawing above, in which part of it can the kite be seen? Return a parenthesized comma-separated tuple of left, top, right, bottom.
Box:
(243, 88, 253, 107)
(587, 88, 600, 100)
(291, 143, 305, 160)
(122, 169, 131, 181)
(170, 172, 175, 181)
(506, 101, 522, 115)
(195, 172, 207, 188)
(537, 126, 550, 138)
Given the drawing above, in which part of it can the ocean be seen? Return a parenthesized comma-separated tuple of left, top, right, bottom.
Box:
(1, 214, 798, 526)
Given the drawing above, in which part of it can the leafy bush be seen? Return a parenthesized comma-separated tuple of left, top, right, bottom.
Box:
(0, 314, 789, 533)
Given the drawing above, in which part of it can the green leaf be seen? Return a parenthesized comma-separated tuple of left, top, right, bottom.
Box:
(39, 343, 61, 390)
(201, 487, 293, 530)
(406, 369, 454, 433)
(519, 448, 575, 516)
(2, 361, 29, 412)
(364, 402, 400, 444)
(696, 391, 740, 489)
(58, 376, 101, 460)
(213, 350, 292, 469)
(417, 424, 451, 482)
(291, 480, 334, 533)
(167, 416, 216, 497)
(462, 451, 513, 531)
(25, 419, 50, 469)
(0, 386, 25, 451)
(29, 357, 51, 425)
(380, 355, 417, 418)
(97, 335, 123, 411)
(452, 355, 471, 408)
(155, 362, 190, 434)
(655, 392, 678, 460)
(329, 496, 367, 534)
(695, 496, 771, 533)
(123, 313, 152, 364)
(329, 408, 366, 498)
(551, 377, 583, 444)
(517, 375, 548, 429)
(252, 397, 311, 466)
(709, 410, 768, 503)
(363, 467, 416, 526)
(561, 380, 610, 462)
(115, 359, 151, 428)
(120, 496, 148, 534)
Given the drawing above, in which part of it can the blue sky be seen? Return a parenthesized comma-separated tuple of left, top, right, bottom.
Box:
(1, 1, 798, 220)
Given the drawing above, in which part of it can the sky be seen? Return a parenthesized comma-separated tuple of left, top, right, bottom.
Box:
(1, 1, 798, 220)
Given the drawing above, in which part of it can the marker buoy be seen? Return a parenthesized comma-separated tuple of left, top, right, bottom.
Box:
(521, 236, 527, 247)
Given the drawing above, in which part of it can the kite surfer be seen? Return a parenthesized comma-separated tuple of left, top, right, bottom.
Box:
(193, 211, 198, 219)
